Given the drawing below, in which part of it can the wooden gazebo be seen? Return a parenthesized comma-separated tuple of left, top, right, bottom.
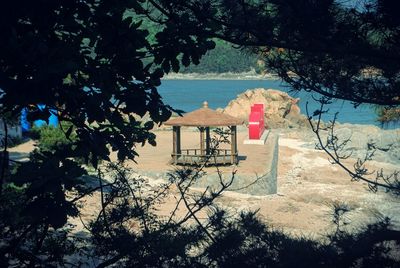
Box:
(164, 102, 243, 165)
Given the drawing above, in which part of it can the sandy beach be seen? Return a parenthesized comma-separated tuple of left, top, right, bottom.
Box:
(131, 128, 400, 237)
(10, 127, 400, 237)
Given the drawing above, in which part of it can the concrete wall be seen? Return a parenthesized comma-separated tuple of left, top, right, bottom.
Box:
(191, 133, 278, 195)
(138, 132, 279, 196)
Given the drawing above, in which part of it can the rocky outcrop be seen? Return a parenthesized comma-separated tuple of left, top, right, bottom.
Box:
(327, 124, 400, 165)
(297, 124, 400, 165)
(219, 88, 308, 128)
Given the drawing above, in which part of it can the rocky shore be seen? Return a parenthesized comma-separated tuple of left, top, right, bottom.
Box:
(218, 87, 399, 165)
(162, 71, 279, 80)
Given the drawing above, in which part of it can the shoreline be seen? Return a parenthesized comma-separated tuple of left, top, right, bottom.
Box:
(162, 71, 280, 80)
(159, 74, 398, 130)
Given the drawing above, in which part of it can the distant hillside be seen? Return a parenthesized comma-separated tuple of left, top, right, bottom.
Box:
(180, 40, 260, 73)
(135, 14, 260, 74)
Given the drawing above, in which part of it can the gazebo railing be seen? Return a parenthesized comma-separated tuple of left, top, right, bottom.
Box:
(172, 148, 237, 165)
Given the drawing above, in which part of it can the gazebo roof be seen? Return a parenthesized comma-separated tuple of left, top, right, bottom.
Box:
(165, 102, 244, 127)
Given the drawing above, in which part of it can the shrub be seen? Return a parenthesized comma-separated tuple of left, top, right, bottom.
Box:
(29, 123, 76, 152)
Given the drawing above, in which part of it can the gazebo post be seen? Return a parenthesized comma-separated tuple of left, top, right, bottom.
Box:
(205, 127, 210, 155)
(177, 126, 181, 157)
(199, 127, 205, 159)
(230, 126, 237, 164)
(172, 126, 177, 164)
(172, 126, 181, 164)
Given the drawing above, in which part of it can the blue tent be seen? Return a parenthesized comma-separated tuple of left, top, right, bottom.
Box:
(21, 105, 59, 132)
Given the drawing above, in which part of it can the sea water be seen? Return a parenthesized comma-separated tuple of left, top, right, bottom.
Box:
(158, 79, 388, 127)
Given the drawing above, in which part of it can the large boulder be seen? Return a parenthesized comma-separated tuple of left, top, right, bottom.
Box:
(220, 88, 308, 128)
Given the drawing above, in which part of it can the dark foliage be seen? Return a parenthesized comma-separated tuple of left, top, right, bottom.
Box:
(1, 1, 399, 267)
(149, 0, 400, 106)
(0, 1, 215, 266)
(0, 0, 215, 165)
(77, 164, 400, 267)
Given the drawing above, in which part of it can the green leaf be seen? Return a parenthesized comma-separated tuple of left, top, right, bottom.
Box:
(162, 60, 171, 73)
(182, 53, 191, 67)
(144, 121, 154, 130)
(65, 125, 73, 138)
(171, 58, 180, 72)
